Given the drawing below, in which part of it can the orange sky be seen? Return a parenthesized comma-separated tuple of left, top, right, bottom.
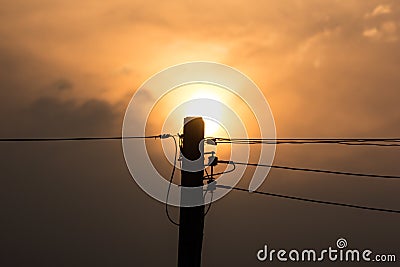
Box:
(1, 0, 399, 139)
(1, 2, 399, 265)
(1, 0, 399, 198)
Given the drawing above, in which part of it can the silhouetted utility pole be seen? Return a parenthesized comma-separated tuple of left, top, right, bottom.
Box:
(178, 117, 205, 267)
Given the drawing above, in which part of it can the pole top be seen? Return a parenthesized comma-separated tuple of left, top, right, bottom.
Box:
(184, 117, 203, 124)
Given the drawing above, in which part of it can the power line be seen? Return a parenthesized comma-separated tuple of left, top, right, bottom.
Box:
(216, 138, 400, 141)
(203, 190, 213, 216)
(219, 141, 400, 147)
(218, 160, 400, 179)
(2, 136, 399, 145)
(216, 185, 400, 214)
(203, 161, 236, 179)
(3, 134, 399, 212)
(203, 169, 213, 216)
(0, 135, 164, 142)
(336, 142, 400, 147)
(165, 135, 180, 226)
(214, 138, 400, 147)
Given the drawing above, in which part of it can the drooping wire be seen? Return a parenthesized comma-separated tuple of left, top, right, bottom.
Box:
(204, 190, 214, 216)
(203, 168, 213, 216)
(216, 185, 400, 214)
(203, 161, 236, 179)
(217, 160, 400, 179)
(204, 168, 212, 182)
(165, 135, 180, 226)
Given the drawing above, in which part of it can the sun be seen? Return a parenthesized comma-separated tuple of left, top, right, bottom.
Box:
(151, 82, 253, 139)
(204, 118, 222, 137)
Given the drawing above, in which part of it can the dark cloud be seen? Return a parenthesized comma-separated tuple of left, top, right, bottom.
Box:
(53, 79, 73, 91)
(0, 97, 119, 138)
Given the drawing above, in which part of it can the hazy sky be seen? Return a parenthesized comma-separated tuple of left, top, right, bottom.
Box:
(1, 1, 399, 266)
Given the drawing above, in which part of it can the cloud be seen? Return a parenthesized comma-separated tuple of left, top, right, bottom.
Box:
(363, 21, 398, 42)
(363, 27, 379, 38)
(365, 4, 392, 18)
(0, 97, 120, 138)
(53, 79, 74, 91)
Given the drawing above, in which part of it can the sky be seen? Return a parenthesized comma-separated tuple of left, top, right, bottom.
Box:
(1, 1, 399, 266)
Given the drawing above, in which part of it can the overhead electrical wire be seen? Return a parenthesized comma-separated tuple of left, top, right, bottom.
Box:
(218, 160, 400, 179)
(1, 136, 399, 147)
(2, 134, 399, 216)
(1, 133, 182, 225)
(215, 137, 400, 141)
(203, 168, 214, 216)
(165, 135, 180, 226)
(204, 190, 214, 216)
(214, 137, 400, 147)
(0, 135, 165, 142)
(203, 161, 236, 179)
(215, 185, 400, 214)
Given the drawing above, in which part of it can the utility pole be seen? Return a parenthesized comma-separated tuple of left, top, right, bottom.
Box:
(178, 117, 205, 267)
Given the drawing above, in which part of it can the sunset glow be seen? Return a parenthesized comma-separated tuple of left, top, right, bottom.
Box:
(146, 82, 261, 139)
(203, 118, 223, 137)
(2, 1, 399, 266)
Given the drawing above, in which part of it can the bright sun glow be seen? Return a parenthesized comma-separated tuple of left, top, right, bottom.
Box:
(204, 118, 222, 137)
(149, 83, 260, 140)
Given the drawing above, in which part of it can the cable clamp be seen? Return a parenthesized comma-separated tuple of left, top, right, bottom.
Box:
(205, 138, 216, 145)
(160, 134, 172, 139)
(206, 179, 217, 192)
